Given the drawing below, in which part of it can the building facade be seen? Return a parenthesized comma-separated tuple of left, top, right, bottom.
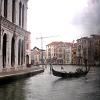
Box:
(31, 47, 41, 65)
(71, 43, 77, 65)
(46, 41, 72, 65)
(91, 35, 100, 65)
(0, 0, 31, 72)
(76, 34, 100, 66)
(31, 47, 46, 65)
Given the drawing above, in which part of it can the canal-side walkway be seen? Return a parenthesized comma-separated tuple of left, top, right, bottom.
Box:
(0, 66, 44, 84)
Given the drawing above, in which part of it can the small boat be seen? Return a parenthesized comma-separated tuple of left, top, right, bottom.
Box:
(51, 65, 90, 78)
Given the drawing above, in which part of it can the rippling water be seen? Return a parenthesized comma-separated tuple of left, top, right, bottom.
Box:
(0, 65, 100, 100)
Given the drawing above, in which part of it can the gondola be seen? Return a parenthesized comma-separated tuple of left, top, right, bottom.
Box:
(51, 65, 90, 78)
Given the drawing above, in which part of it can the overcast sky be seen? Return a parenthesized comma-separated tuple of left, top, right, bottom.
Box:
(27, 0, 93, 49)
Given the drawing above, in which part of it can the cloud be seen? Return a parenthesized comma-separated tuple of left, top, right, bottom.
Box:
(72, 1, 100, 36)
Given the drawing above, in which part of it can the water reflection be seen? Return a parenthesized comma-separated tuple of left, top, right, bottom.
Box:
(0, 80, 26, 100)
(51, 69, 100, 100)
(0, 66, 100, 100)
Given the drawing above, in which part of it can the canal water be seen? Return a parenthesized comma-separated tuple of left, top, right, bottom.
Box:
(0, 65, 100, 100)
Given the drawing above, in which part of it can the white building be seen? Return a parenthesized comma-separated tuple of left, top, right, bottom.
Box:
(0, 0, 31, 72)
(64, 43, 72, 64)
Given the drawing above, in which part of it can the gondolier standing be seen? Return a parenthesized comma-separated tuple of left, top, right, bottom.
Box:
(84, 58, 87, 71)
(61, 66, 64, 70)
(50, 63, 52, 74)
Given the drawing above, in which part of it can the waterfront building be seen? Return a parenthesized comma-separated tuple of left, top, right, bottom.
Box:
(76, 34, 100, 66)
(90, 34, 100, 65)
(76, 37, 91, 65)
(71, 43, 77, 65)
(31, 47, 41, 65)
(64, 42, 72, 64)
(46, 41, 72, 65)
(31, 47, 46, 65)
(0, 0, 31, 72)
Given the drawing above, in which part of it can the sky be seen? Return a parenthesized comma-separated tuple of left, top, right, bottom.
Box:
(27, 0, 92, 49)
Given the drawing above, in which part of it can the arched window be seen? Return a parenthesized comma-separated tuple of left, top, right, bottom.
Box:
(19, 1, 22, 26)
(2, 33, 7, 68)
(21, 40, 24, 65)
(11, 36, 15, 67)
(12, 0, 16, 23)
(18, 39, 21, 65)
(22, 4, 24, 28)
(26, 55, 29, 66)
(4, 0, 8, 18)
(23, 39, 25, 63)
(0, 0, 3, 16)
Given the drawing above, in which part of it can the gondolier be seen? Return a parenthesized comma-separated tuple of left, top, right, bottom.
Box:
(50, 63, 52, 74)
(61, 66, 64, 70)
(84, 58, 88, 71)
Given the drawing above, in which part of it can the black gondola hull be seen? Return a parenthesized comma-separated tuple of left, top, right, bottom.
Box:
(52, 67, 89, 78)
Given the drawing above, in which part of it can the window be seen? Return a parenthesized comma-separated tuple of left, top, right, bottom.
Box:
(4, 0, 8, 18)
(27, 43, 29, 50)
(19, 2, 22, 26)
(22, 4, 24, 28)
(12, 0, 16, 23)
(59, 54, 62, 58)
(59, 48, 62, 52)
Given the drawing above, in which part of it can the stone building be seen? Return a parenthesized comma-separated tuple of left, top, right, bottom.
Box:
(71, 43, 77, 65)
(64, 42, 72, 64)
(31, 47, 41, 65)
(0, 0, 31, 72)
(90, 34, 100, 65)
(76, 34, 100, 66)
(31, 47, 46, 65)
(76, 37, 90, 65)
(46, 41, 72, 65)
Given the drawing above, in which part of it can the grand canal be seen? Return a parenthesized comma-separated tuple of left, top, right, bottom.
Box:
(0, 65, 100, 100)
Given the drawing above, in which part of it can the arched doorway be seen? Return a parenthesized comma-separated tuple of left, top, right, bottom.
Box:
(26, 55, 29, 67)
(11, 36, 15, 67)
(18, 39, 21, 65)
(2, 33, 7, 68)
